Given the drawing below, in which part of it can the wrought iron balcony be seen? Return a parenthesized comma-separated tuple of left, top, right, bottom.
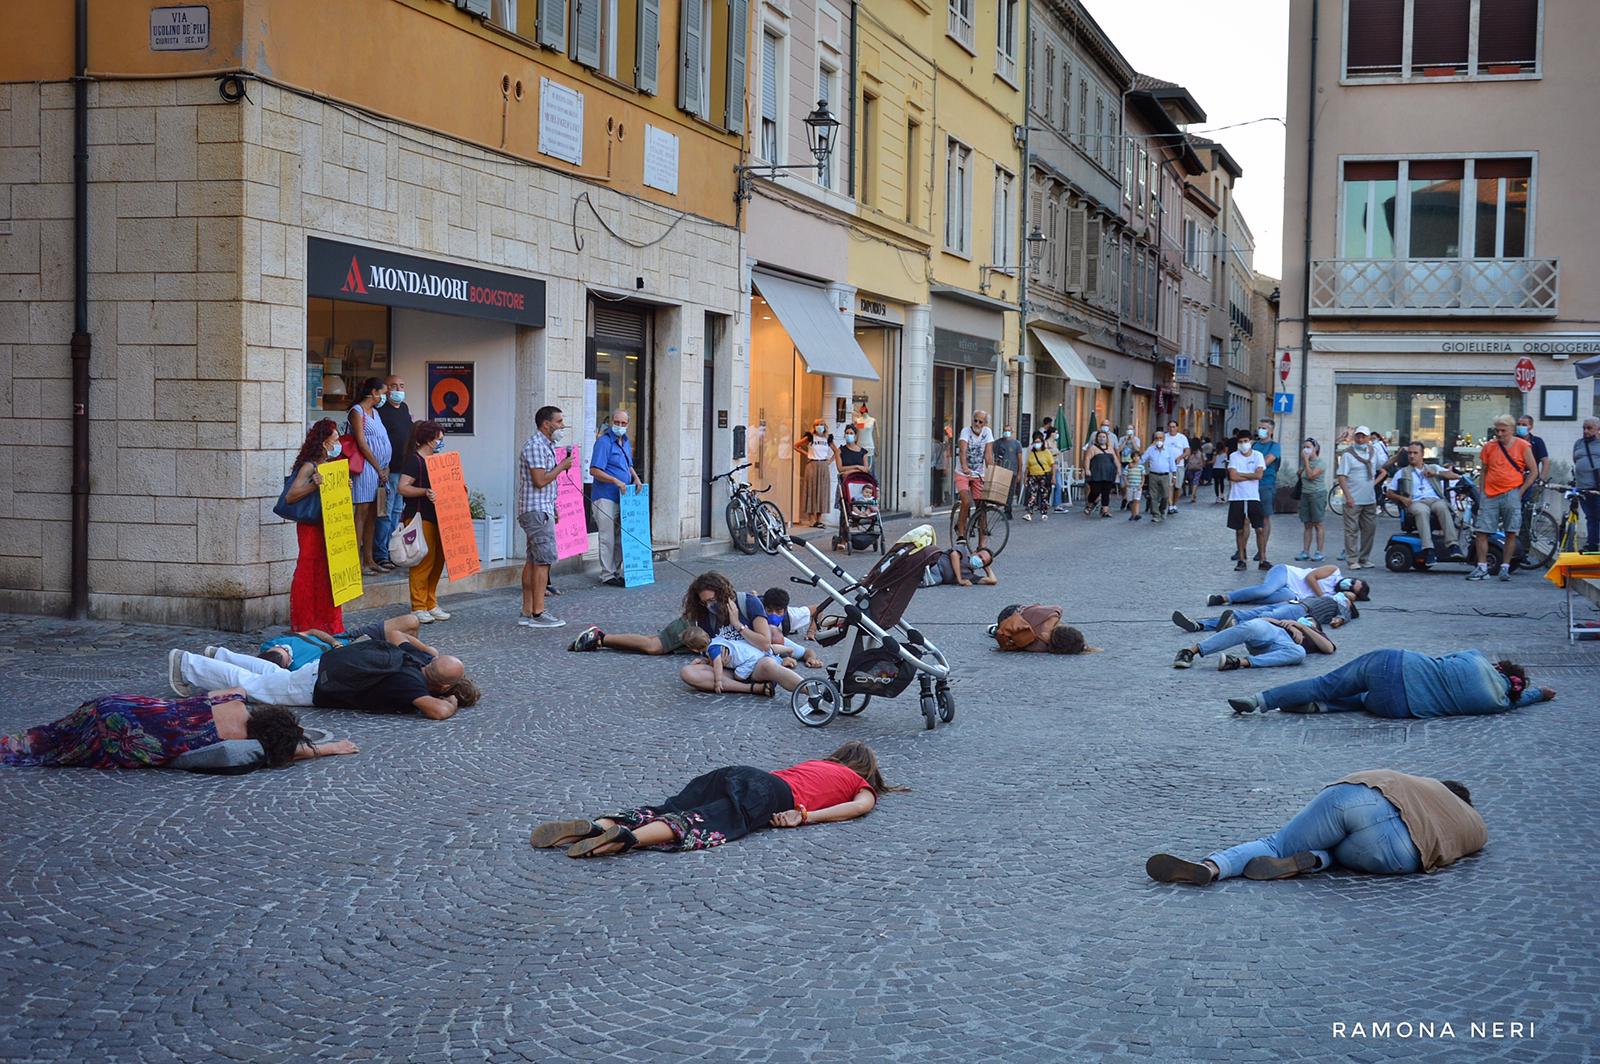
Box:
(1309, 258, 1559, 317)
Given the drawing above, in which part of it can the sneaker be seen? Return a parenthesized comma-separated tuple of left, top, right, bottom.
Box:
(1053, 506, 1071, 513)
(1228, 695, 1265, 714)
(1146, 853, 1214, 886)
(203, 645, 220, 658)
(1207, 594, 1228, 607)
(523, 612, 566, 629)
(1168, 506, 1179, 515)
(1217, 609, 1237, 631)
(546, 583, 562, 596)
(1127, 514, 1137, 522)
(1173, 647, 1198, 669)
(1230, 550, 1241, 562)
(1498, 565, 1512, 582)
(1171, 610, 1202, 633)
(1337, 551, 1347, 561)
(1234, 560, 1247, 572)
(1293, 551, 1310, 561)
(1312, 552, 1325, 561)
(1258, 560, 1271, 571)
(1466, 565, 1489, 581)
(1217, 653, 1248, 672)
(1243, 852, 1321, 881)
(168, 649, 194, 696)
(603, 576, 627, 587)
(414, 609, 435, 624)
(1022, 513, 1033, 522)
(428, 607, 451, 621)
(567, 625, 605, 651)
(1253, 552, 1263, 562)
(1280, 701, 1327, 715)
(1420, 548, 1437, 566)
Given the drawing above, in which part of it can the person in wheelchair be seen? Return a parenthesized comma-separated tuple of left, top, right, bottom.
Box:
(1384, 442, 1466, 565)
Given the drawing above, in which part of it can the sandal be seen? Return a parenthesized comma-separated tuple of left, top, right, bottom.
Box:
(753, 681, 776, 698)
(567, 823, 638, 858)
(530, 818, 603, 849)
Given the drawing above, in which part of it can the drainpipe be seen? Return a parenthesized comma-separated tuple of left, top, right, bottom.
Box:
(1015, 0, 1031, 433)
(70, 0, 92, 619)
(847, 0, 859, 199)
(1296, 0, 1318, 448)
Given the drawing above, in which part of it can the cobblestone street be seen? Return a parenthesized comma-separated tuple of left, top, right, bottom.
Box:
(3, 509, 1598, 1063)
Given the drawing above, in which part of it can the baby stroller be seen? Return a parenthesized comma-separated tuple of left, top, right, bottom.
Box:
(832, 469, 885, 555)
(761, 522, 954, 730)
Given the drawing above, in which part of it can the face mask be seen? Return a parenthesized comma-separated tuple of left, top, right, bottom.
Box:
(389, 390, 405, 405)
(1302, 446, 1315, 456)
(1336, 578, 1353, 592)
(1002, 431, 1013, 439)
(1238, 441, 1253, 454)
(765, 613, 785, 629)
(1257, 427, 1269, 439)
(844, 433, 856, 443)
(327, 440, 342, 458)
(1515, 425, 1529, 437)
(612, 424, 627, 437)
(550, 428, 563, 443)
(815, 425, 826, 435)
(1295, 617, 1317, 629)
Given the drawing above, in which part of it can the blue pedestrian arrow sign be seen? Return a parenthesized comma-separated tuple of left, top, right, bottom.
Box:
(1274, 392, 1295, 414)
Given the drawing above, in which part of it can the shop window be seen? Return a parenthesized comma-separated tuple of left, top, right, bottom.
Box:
(306, 298, 391, 425)
(1345, 0, 1540, 79)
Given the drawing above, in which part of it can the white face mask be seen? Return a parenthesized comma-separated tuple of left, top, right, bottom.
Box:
(1239, 441, 1253, 454)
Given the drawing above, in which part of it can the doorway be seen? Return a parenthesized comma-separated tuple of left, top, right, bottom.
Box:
(931, 364, 965, 509)
(701, 313, 722, 538)
(588, 302, 652, 531)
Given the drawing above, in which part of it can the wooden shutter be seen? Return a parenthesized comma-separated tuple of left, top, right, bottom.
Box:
(1084, 215, 1101, 297)
(1411, 0, 1470, 69)
(1066, 205, 1087, 291)
(725, 0, 749, 133)
(537, 0, 567, 49)
(1478, 0, 1539, 67)
(572, 0, 601, 68)
(679, 0, 704, 114)
(1345, 0, 1404, 75)
(636, 0, 661, 94)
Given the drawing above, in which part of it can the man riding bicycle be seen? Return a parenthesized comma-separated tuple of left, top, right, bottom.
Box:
(954, 410, 994, 548)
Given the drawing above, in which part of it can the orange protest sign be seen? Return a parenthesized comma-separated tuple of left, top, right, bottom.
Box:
(425, 451, 481, 581)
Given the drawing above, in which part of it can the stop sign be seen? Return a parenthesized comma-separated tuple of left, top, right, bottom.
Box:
(1515, 357, 1536, 393)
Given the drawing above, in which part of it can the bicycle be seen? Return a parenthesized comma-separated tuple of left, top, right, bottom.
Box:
(712, 464, 787, 555)
(1327, 483, 1401, 519)
(948, 475, 1012, 559)
(1525, 485, 1600, 567)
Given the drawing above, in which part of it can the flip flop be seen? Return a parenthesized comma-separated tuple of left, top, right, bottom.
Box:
(567, 824, 638, 858)
(530, 818, 603, 849)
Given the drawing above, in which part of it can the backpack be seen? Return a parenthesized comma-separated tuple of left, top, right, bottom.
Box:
(995, 613, 1039, 651)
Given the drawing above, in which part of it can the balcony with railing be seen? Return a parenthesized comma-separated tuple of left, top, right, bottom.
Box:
(1309, 258, 1559, 317)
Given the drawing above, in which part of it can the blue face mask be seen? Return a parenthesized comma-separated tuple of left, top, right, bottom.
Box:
(766, 612, 786, 629)
(1515, 425, 1530, 437)
(1336, 578, 1353, 592)
(612, 424, 627, 437)
(390, 390, 405, 405)
(328, 440, 342, 459)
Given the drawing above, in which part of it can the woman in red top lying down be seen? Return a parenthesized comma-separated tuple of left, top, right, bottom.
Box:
(531, 740, 903, 857)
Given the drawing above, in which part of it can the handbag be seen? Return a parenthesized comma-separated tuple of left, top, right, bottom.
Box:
(340, 419, 366, 476)
(1292, 474, 1303, 500)
(272, 471, 322, 524)
(387, 513, 429, 568)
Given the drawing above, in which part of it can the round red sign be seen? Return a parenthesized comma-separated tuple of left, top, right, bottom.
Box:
(1279, 352, 1291, 382)
(1514, 356, 1536, 393)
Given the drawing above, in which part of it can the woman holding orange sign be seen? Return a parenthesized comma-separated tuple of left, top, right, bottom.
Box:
(398, 420, 450, 624)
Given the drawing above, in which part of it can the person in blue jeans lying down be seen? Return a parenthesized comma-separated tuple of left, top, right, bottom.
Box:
(1171, 589, 1359, 634)
(1227, 649, 1554, 717)
(1204, 563, 1369, 607)
(1146, 770, 1485, 885)
(1172, 615, 1336, 671)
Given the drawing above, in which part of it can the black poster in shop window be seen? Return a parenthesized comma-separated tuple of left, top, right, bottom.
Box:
(428, 362, 474, 435)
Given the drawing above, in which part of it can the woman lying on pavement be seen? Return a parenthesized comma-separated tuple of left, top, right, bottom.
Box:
(566, 572, 787, 657)
(1, 691, 356, 772)
(1146, 770, 1482, 885)
(1171, 589, 1359, 634)
(678, 621, 806, 698)
(1205, 564, 1367, 607)
(1228, 649, 1554, 717)
(530, 740, 903, 857)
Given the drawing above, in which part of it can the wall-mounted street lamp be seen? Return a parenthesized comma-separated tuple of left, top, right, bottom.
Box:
(735, 101, 842, 203)
(980, 225, 1047, 292)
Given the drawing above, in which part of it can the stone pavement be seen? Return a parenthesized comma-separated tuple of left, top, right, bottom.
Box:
(2, 503, 1598, 1063)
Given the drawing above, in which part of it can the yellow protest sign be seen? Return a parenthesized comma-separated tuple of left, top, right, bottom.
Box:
(425, 450, 481, 580)
(317, 458, 364, 606)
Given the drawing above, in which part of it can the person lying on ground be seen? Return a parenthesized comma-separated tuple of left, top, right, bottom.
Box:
(566, 571, 779, 655)
(1, 692, 356, 772)
(990, 604, 1100, 653)
(1146, 771, 1482, 885)
(1173, 616, 1335, 671)
(1206, 564, 1368, 607)
(529, 740, 903, 857)
(250, 613, 435, 671)
(1172, 590, 1359, 634)
(1228, 649, 1553, 717)
(920, 544, 997, 587)
(678, 624, 805, 698)
(170, 640, 478, 719)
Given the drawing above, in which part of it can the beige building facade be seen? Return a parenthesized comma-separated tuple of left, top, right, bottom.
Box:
(1279, 0, 1598, 474)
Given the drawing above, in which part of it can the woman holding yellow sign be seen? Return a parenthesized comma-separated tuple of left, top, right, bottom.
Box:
(283, 420, 346, 633)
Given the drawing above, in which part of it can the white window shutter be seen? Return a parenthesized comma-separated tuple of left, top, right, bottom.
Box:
(726, 0, 749, 132)
(636, 0, 661, 94)
(538, 0, 567, 49)
(678, 0, 704, 113)
(572, 0, 602, 68)
(1066, 206, 1087, 292)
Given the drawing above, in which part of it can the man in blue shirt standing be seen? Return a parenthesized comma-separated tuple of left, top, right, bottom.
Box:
(1253, 417, 1283, 570)
(590, 408, 643, 587)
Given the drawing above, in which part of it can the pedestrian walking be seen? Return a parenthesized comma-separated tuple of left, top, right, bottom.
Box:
(1253, 418, 1282, 563)
(373, 375, 412, 569)
(1023, 430, 1053, 521)
(518, 406, 573, 628)
(1211, 439, 1229, 503)
(992, 424, 1024, 519)
(1123, 452, 1145, 522)
(1226, 430, 1268, 569)
(590, 408, 643, 587)
(1336, 425, 1381, 569)
(1467, 415, 1535, 582)
(1164, 421, 1191, 514)
(1142, 427, 1180, 523)
(1294, 437, 1329, 561)
(1084, 430, 1118, 518)
(1042, 421, 1067, 512)
(1145, 771, 1484, 886)
(1573, 417, 1600, 550)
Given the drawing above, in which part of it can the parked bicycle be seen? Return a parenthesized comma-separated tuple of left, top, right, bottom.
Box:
(712, 463, 787, 555)
(1524, 485, 1600, 567)
(1327, 482, 1402, 519)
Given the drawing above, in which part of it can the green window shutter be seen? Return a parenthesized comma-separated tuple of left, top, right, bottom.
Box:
(678, 0, 704, 114)
(538, 0, 568, 49)
(636, 0, 661, 94)
(724, 0, 749, 132)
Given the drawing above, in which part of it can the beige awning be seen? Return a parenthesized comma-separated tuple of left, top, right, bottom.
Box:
(753, 270, 879, 380)
(1030, 328, 1098, 388)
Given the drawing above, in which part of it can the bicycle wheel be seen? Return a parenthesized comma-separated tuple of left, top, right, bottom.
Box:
(725, 497, 756, 555)
(1522, 509, 1560, 568)
(1378, 496, 1402, 519)
(754, 501, 787, 554)
(966, 503, 1011, 559)
(1328, 485, 1345, 516)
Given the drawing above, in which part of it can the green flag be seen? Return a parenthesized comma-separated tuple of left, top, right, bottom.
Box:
(1083, 410, 1098, 447)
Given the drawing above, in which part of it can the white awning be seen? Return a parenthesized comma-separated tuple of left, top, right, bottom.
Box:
(752, 270, 879, 381)
(1029, 328, 1098, 388)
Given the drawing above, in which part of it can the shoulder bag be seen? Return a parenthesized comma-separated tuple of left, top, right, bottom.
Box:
(272, 467, 323, 524)
(340, 417, 366, 476)
(387, 513, 429, 568)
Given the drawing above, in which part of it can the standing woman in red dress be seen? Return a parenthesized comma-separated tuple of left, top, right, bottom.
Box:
(285, 419, 344, 632)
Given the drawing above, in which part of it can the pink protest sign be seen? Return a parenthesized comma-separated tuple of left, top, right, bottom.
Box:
(554, 447, 589, 560)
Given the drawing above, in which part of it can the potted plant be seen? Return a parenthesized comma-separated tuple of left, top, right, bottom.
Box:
(469, 492, 509, 562)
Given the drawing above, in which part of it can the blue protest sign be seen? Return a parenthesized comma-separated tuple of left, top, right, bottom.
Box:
(620, 484, 655, 588)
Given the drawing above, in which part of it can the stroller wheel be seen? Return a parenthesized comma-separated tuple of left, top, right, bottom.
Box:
(791, 678, 842, 727)
(839, 694, 870, 716)
(937, 687, 956, 723)
(920, 695, 938, 731)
